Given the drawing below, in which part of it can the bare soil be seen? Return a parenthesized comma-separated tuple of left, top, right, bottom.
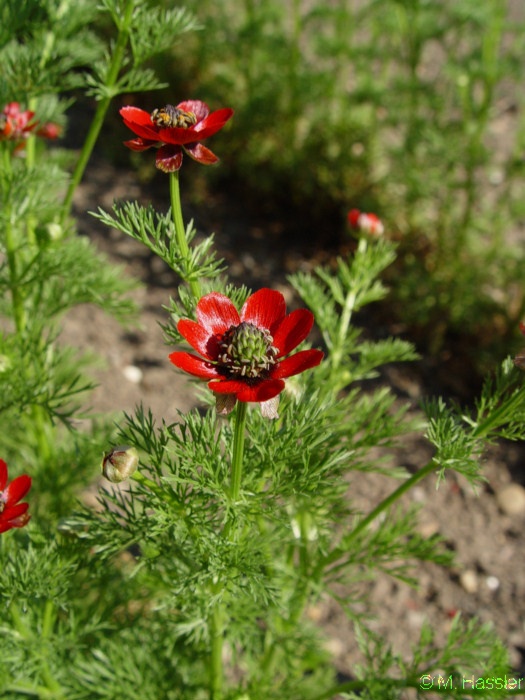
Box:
(64, 158, 525, 688)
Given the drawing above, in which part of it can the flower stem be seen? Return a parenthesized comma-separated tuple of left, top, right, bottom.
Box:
(208, 402, 248, 699)
(60, 0, 135, 224)
(315, 458, 437, 576)
(169, 171, 202, 299)
(209, 601, 224, 700)
(230, 401, 248, 501)
(2, 149, 26, 333)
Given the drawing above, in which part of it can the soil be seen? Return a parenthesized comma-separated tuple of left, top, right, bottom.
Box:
(64, 157, 525, 692)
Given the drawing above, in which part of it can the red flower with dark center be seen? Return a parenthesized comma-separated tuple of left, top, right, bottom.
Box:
(120, 100, 234, 172)
(347, 208, 384, 237)
(169, 289, 323, 415)
(0, 459, 32, 534)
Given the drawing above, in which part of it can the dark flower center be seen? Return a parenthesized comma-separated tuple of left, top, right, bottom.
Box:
(150, 105, 197, 129)
(217, 322, 278, 381)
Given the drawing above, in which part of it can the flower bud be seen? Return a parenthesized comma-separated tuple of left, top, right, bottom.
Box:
(102, 445, 139, 483)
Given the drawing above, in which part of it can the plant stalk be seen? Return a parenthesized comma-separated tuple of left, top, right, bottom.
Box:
(169, 170, 202, 299)
(60, 0, 135, 224)
(208, 401, 248, 699)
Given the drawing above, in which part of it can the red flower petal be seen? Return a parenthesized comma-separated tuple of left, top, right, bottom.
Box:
(120, 106, 160, 141)
(273, 309, 315, 357)
(156, 144, 183, 172)
(196, 293, 240, 335)
(1, 501, 29, 522)
(347, 209, 361, 228)
(169, 352, 221, 379)
(184, 142, 219, 165)
(209, 378, 285, 402)
(0, 459, 7, 490)
(2, 474, 32, 507)
(177, 319, 219, 359)
(272, 349, 324, 379)
(176, 100, 210, 121)
(0, 503, 30, 533)
(192, 108, 234, 138)
(123, 137, 155, 152)
(240, 289, 286, 334)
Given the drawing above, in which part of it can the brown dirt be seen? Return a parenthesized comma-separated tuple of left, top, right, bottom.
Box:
(64, 158, 525, 688)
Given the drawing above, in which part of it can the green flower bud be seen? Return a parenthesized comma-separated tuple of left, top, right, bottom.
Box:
(102, 445, 139, 483)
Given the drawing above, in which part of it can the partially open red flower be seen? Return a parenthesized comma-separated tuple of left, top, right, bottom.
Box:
(0, 102, 61, 152)
(347, 208, 384, 237)
(120, 100, 234, 172)
(169, 289, 323, 416)
(0, 102, 36, 142)
(0, 459, 32, 534)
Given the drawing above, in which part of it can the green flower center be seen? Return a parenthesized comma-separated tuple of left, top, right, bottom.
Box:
(218, 322, 278, 381)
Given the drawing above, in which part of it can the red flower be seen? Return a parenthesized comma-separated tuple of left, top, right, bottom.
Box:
(0, 102, 36, 142)
(0, 102, 61, 152)
(169, 289, 323, 415)
(120, 100, 234, 172)
(347, 208, 384, 237)
(0, 459, 32, 534)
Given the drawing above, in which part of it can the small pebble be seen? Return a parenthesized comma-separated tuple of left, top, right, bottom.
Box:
(123, 365, 143, 384)
(485, 576, 500, 592)
(496, 484, 525, 516)
(460, 569, 479, 594)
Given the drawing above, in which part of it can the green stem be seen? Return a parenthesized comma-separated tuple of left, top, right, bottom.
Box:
(230, 401, 247, 502)
(208, 402, 248, 699)
(169, 171, 202, 299)
(209, 602, 224, 700)
(2, 149, 26, 333)
(471, 387, 525, 441)
(315, 458, 437, 575)
(60, 0, 135, 224)
(329, 236, 367, 375)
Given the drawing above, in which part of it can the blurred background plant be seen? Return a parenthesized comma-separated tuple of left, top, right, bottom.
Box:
(142, 0, 525, 389)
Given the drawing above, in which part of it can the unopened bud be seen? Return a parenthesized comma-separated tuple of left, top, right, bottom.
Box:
(102, 445, 139, 483)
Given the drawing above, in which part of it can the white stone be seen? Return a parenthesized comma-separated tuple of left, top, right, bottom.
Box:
(123, 365, 143, 384)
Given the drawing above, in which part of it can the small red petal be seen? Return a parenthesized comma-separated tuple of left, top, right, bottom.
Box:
(0, 505, 30, 533)
(3, 474, 31, 507)
(120, 106, 161, 141)
(123, 137, 155, 152)
(347, 209, 361, 228)
(241, 289, 286, 334)
(192, 108, 234, 138)
(169, 352, 220, 379)
(272, 349, 324, 379)
(0, 459, 7, 490)
(184, 142, 219, 165)
(37, 122, 61, 140)
(156, 145, 183, 172)
(519, 321, 525, 336)
(209, 378, 285, 402)
(176, 100, 210, 121)
(273, 309, 314, 357)
(1, 502, 29, 522)
(196, 293, 240, 334)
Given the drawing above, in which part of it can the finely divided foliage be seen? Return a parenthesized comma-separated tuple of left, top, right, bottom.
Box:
(0, 1, 524, 699)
